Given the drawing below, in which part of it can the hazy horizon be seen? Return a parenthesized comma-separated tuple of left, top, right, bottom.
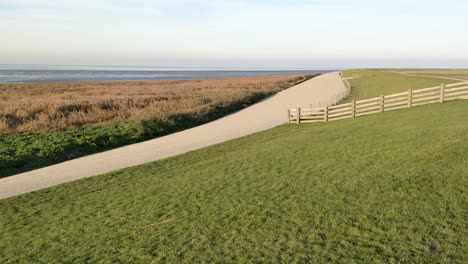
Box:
(0, 63, 339, 71)
(2, 64, 468, 71)
(1, 0, 467, 69)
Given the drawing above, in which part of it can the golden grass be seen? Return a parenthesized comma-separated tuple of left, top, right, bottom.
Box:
(0, 75, 311, 135)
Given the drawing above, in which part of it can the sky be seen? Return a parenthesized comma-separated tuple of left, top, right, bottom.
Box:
(1, 0, 467, 69)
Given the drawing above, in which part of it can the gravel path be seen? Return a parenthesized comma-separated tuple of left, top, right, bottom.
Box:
(0, 72, 346, 199)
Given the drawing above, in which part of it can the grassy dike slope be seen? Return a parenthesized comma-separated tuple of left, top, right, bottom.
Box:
(1, 100, 467, 263)
(343, 69, 458, 101)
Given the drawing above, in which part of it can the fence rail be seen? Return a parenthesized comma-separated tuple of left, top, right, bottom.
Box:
(288, 81, 468, 124)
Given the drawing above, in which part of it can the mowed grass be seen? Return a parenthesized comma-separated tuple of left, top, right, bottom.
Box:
(343, 70, 458, 101)
(1, 100, 467, 263)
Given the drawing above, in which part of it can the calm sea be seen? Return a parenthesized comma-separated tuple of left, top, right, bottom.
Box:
(0, 65, 334, 83)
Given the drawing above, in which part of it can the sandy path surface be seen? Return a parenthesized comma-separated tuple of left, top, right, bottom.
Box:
(0, 72, 346, 199)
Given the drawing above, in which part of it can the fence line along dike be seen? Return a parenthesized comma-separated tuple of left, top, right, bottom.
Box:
(288, 81, 468, 124)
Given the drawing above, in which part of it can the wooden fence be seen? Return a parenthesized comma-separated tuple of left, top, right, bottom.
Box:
(288, 81, 468, 124)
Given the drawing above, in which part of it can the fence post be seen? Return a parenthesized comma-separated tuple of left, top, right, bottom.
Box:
(296, 107, 301, 124)
(324, 106, 328, 122)
(440, 83, 445, 103)
(407, 89, 412, 108)
(351, 100, 355, 118)
(380, 95, 384, 112)
(287, 109, 291, 123)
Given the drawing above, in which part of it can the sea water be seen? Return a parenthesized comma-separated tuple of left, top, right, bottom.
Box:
(0, 65, 334, 83)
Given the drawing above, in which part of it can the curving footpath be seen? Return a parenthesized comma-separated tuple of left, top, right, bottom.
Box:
(0, 72, 346, 199)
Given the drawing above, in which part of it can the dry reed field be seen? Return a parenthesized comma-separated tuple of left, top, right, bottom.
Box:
(0, 75, 311, 135)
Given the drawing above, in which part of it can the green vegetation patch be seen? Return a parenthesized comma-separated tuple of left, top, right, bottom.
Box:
(1, 101, 467, 263)
(0, 123, 143, 177)
(343, 70, 458, 101)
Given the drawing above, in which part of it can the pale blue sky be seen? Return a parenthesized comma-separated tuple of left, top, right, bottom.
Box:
(1, 0, 467, 68)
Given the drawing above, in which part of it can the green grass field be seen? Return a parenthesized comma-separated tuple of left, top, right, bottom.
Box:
(1, 99, 467, 263)
(343, 70, 459, 102)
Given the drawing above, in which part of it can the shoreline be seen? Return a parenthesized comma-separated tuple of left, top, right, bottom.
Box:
(0, 69, 331, 84)
(0, 73, 316, 87)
